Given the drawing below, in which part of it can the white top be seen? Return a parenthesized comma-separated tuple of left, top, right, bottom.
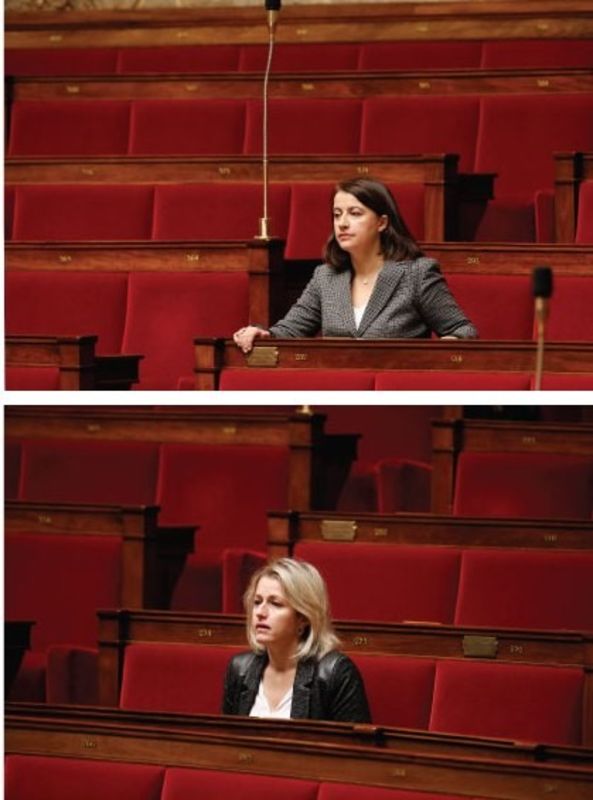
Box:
(353, 303, 367, 329)
(249, 680, 293, 719)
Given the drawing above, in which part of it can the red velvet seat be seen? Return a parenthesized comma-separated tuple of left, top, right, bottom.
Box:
(219, 368, 377, 390)
(351, 654, 436, 729)
(361, 96, 481, 172)
(284, 182, 424, 260)
(444, 273, 533, 339)
(375, 371, 531, 390)
(375, 458, 432, 512)
(294, 541, 461, 624)
(319, 786, 468, 800)
(117, 44, 241, 73)
(244, 99, 362, 155)
(162, 768, 319, 800)
(575, 180, 593, 244)
(120, 271, 248, 389)
(119, 643, 241, 713)
(152, 182, 291, 241)
(539, 373, 593, 390)
(11, 184, 155, 241)
(5, 366, 61, 390)
(8, 100, 131, 156)
(481, 38, 593, 68)
(545, 276, 593, 340)
(129, 99, 247, 155)
(5, 47, 120, 75)
(239, 42, 361, 72)
(455, 549, 593, 632)
(453, 451, 593, 519)
(429, 660, 584, 745)
(5, 755, 165, 800)
(6, 271, 128, 354)
(359, 40, 483, 70)
(17, 438, 160, 505)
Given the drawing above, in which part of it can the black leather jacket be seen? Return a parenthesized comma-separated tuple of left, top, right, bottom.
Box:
(222, 650, 371, 723)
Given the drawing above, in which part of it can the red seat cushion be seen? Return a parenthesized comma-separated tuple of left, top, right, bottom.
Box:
(539, 373, 593, 390)
(5, 47, 119, 75)
(5, 755, 164, 800)
(11, 184, 155, 241)
(429, 660, 584, 745)
(576, 181, 593, 244)
(445, 274, 533, 339)
(119, 643, 240, 713)
(375, 371, 531, 390)
(162, 768, 319, 800)
(244, 98, 362, 155)
(455, 549, 593, 632)
(481, 39, 593, 69)
(129, 99, 246, 155)
(117, 44, 241, 73)
(294, 541, 461, 624)
(239, 43, 361, 72)
(8, 100, 131, 156)
(546, 276, 593, 340)
(5, 366, 62, 390)
(120, 271, 248, 389)
(6, 271, 128, 354)
(359, 40, 483, 70)
(219, 368, 377, 390)
(453, 451, 593, 519)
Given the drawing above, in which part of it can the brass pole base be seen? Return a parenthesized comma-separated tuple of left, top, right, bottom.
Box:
(255, 217, 271, 240)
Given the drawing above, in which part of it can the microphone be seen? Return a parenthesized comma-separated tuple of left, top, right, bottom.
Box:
(265, 0, 281, 31)
(532, 266, 553, 391)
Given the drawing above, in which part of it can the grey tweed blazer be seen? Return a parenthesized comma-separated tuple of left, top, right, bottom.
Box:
(268, 258, 478, 339)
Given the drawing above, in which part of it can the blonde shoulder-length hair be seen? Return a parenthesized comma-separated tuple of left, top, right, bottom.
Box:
(243, 558, 340, 661)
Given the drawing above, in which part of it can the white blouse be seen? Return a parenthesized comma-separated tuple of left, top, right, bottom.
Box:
(353, 303, 368, 329)
(249, 680, 293, 719)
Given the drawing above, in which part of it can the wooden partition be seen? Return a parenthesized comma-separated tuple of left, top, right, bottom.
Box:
(554, 151, 592, 242)
(6, 335, 141, 390)
(192, 338, 593, 390)
(7, 2, 593, 49)
(4, 406, 358, 512)
(431, 417, 593, 514)
(424, 242, 593, 276)
(5, 500, 195, 609)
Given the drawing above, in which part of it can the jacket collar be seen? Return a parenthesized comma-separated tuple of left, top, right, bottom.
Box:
(237, 652, 316, 719)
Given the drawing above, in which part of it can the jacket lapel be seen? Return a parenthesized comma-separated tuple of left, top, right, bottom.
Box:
(291, 658, 316, 719)
(237, 652, 266, 715)
(357, 260, 407, 336)
(334, 269, 358, 336)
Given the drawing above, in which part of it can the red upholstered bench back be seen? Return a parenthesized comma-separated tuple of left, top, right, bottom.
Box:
(375, 371, 532, 390)
(6, 366, 61, 390)
(453, 451, 593, 519)
(481, 38, 593, 69)
(294, 541, 461, 624)
(5, 271, 129, 354)
(219, 369, 377, 391)
(119, 643, 240, 713)
(444, 274, 533, 339)
(359, 40, 483, 70)
(239, 42, 361, 72)
(319, 785, 468, 800)
(5, 47, 120, 75)
(5, 755, 165, 800)
(5, 533, 121, 650)
(455, 549, 593, 632)
(429, 660, 584, 745)
(162, 767, 319, 800)
(375, 458, 432, 512)
(5, 439, 23, 499)
(546, 276, 593, 340)
(576, 181, 593, 244)
(117, 44, 241, 73)
(5, 184, 16, 239)
(17, 438, 160, 505)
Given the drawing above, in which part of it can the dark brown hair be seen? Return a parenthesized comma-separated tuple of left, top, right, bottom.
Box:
(323, 177, 423, 270)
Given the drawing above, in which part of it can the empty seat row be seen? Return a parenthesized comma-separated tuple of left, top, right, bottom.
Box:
(6, 38, 593, 75)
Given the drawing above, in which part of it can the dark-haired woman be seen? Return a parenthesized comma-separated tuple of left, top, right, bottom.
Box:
(233, 177, 477, 352)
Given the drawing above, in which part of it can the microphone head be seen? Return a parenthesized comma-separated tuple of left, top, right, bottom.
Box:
(265, 0, 281, 9)
(533, 266, 553, 298)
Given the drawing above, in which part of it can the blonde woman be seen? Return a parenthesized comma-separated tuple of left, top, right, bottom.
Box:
(222, 558, 370, 722)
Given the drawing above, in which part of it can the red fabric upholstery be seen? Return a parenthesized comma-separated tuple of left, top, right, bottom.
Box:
(534, 188, 555, 243)
(6, 366, 61, 390)
(8, 650, 46, 702)
(576, 181, 593, 244)
(465, 196, 535, 243)
(359, 40, 483, 70)
(11, 184, 155, 240)
(152, 182, 291, 241)
(294, 541, 461, 624)
(453, 451, 593, 519)
(375, 371, 531, 390)
(352, 654, 436, 729)
(545, 276, 593, 340)
(170, 550, 223, 613)
(319, 785, 467, 800)
(18, 438, 160, 504)
(162, 768, 319, 800)
(5, 439, 22, 499)
(129, 99, 246, 155)
(5, 184, 15, 239)
(361, 96, 480, 171)
(429, 660, 584, 745)
(244, 99, 362, 155)
(117, 44, 241, 73)
(46, 645, 99, 705)
(219, 368, 377, 390)
(455, 549, 593, 632)
(239, 43, 361, 72)
(481, 39, 593, 69)
(120, 271, 248, 389)
(119, 643, 240, 713)
(284, 182, 424, 260)
(5, 533, 121, 650)
(5, 755, 165, 800)
(375, 458, 432, 512)
(6, 271, 128, 354)
(5, 47, 119, 75)
(445, 274, 533, 339)
(336, 461, 379, 512)
(222, 549, 267, 614)
(8, 100, 131, 156)
(539, 373, 593, 390)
